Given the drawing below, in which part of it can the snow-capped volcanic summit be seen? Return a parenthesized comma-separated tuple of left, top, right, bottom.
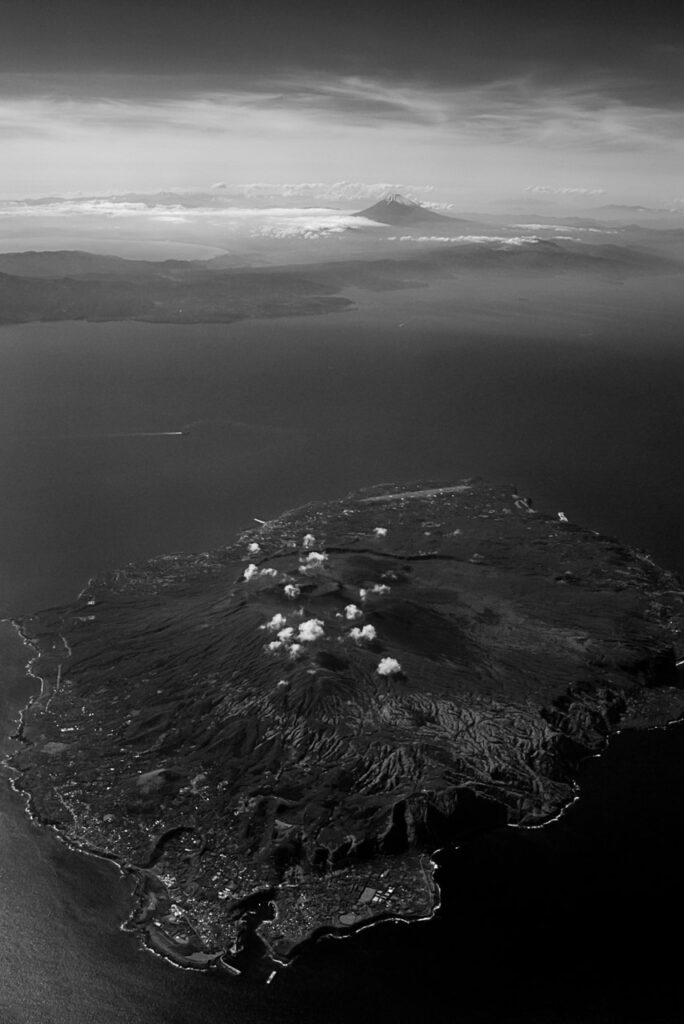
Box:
(383, 193, 420, 207)
(354, 193, 457, 226)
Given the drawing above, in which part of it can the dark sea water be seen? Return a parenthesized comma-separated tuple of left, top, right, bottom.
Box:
(1, 293, 684, 1022)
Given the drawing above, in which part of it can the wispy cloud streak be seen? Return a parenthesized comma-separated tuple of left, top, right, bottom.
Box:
(4, 72, 684, 139)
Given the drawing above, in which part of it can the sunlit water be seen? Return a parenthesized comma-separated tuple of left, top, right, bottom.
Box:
(1, 286, 683, 1022)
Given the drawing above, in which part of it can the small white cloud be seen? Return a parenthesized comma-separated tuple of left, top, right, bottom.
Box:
(350, 624, 377, 642)
(373, 527, 388, 537)
(307, 551, 328, 564)
(344, 604, 363, 620)
(267, 640, 283, 653)
(377, 657, 402, 676)
(297, 619, 325, 642)
(277, 679, 289, 687)
(284, 584, 301, 599)
(277, 627, 295, 641)
(359, 588, 368, 601)
(299, 551, 329, 573)
(420, 200, 455, 211)
(302, 534, 316, 549)
(288, 643, 303, 660)
(243, 563, 259, 581)
(260, 567, 278, 578)
(264, 613, 287, 632)
(248, 542, 261, 554)
(371, 584, 391, 595)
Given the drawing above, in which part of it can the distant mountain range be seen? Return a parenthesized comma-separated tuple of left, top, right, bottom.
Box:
(0, 233, 679, 328)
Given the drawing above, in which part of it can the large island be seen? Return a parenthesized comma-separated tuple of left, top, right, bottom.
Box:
(10, 481, 684, 968)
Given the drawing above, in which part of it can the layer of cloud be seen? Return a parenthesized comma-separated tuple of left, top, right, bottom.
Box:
(509, 223, 619, 234)
(2, 182, 435, 207)
(222, 181, 435, 203)
(387, 234, 545, 246)
(0, 197, 381, 239)
(525, 186, 607, 196)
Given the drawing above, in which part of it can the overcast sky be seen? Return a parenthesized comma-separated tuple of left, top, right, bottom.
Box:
(2, 0, 684, 205)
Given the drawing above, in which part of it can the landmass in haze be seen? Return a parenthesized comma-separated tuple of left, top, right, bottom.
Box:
(0, 194, 682, 326)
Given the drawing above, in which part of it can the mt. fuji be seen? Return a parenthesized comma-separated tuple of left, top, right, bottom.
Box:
(354, 193, 462, 227)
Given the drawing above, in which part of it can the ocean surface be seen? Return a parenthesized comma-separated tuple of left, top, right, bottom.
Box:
(1, 290, 684, 1022)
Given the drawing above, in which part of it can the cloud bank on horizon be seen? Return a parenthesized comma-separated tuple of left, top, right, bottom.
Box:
(0, 194, 387, 257)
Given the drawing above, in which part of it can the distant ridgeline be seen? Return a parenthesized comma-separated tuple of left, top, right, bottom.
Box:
(0, 208, 678, 326)
(10, 480, 684, 970)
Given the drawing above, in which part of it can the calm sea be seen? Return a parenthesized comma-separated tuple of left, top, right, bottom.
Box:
(1, 287, 683, 1022)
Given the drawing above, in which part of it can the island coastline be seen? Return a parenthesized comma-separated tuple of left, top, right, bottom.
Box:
(7, 480, 684, 973)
